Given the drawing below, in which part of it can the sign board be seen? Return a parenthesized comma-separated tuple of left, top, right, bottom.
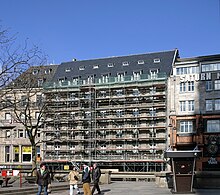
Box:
(64, 165, 69, 170)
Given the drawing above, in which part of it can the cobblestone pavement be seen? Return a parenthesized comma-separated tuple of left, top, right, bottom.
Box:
(50, 181, 220, 195)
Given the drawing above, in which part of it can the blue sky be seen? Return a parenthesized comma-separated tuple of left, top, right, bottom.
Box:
(0, 0, 219, 64)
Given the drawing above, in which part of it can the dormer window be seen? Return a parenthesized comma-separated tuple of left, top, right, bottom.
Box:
(107, 63, 114, 68)
(45, 69, 52, 74)
(79, 66, 85, 71)
(150, 69, 159, 79)
(58, 77, 66, 82)
(153, 58, 161, 63)
(65, 68, 71, 72)
(122, 61, 129, 66)
(32, 69, 39, 75)
(138, 60, 144, 65)
(93, 65, 99, 69)
(38, 79, 44, 87)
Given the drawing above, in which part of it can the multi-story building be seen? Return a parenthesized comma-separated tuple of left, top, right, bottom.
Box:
(0, 65, 58, 168)
(42, 50, 178, 171)
(168, 54, 220, 171)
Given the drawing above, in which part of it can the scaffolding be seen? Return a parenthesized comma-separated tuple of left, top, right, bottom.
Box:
(42, 73, 168, 172)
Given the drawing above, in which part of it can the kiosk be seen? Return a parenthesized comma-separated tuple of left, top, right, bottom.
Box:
(164, 150, 202, 194)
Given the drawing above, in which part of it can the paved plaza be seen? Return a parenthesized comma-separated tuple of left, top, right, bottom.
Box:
(1, 180, 220, 194)
(51, 181, 220, 195)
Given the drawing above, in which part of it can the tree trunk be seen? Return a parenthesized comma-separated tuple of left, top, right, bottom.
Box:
(31, 144, 37, 176)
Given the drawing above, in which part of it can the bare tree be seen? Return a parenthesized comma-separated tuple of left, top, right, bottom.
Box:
(0, 24, 47, 175)
(0, 24, 45, 103)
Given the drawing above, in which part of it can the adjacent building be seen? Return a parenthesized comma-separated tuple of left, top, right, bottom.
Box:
(168, 54, 220, 171)
(0, 65, 58, 168)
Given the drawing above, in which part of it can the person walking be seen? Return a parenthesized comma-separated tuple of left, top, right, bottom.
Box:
(36, 162, 51, 195)
(82, 164, 92, 195)
(91, 163, 101, 195)
(68, 166, 80, 195)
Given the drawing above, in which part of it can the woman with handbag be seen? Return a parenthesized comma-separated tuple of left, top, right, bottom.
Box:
(68, 166, 80, 195)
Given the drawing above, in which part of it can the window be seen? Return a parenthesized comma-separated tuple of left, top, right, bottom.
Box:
(21, 95, 27, 106)
(180, 82, 186, 92)
(18, 129, 24, 138)
(150, 69, 158, 79)
(122, 61, 129, 66)
(133, 71, 142, 80)
(117, 73, 125, 81)
(100, 111, 106, 118)
(87, 76, 94, 84)
(176, 66, 199, 75)
(102, 74, 109, 83)
(5, 113, 11, 120)
(214, 80, 220, 90)
(150, 87, 156, 94)
(188, 100, 195, 111)
(5, 146, 10, 162)
(22, 146, 32, 162)
(116, 110, 123, 117)
(45, 69, 52, 74)
(58, 77, 66, 83)
(180, 121, 193, 133)
(37, 130, 40, 138)
(153, 58, 160, 63)
(138, 60, 144, 64)
(37, 79, 44, 87)
(13, 129, 17, 138)
(93, 65, 99, 69)
(207, 120, 220, 132)
(69, 93, 76, 100)
(72, 77, 79, 84)
(116, 89, 123, 96)
(36, 94, 43, 106)
(35, 112, 40, 119)
(149, 108, 156, 116)
(32, 69, 39, 75)
(215, 99, 220, 110)
(65, 68, 71, 72)
(5, 130, 10, 138)
(79, 66, 85, 71)
(132, 88, 140, 96)
(206, 100, 213, 111)
(116, 145, 123, 153)
(133, 108, 139, 117)
(180, 101, 186, 112)
(206, 81, 213, 91)
(107, 63, 114, 68)
(14, 146, 19, 162)
(201, 63, 220, 72)
(55, 144, 61, 150)
(188, 81, 194, 91)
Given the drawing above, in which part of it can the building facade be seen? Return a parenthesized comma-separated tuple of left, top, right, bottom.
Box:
(0, 65, 58, 168)
(42, 50, 177, 171)
(168, 54, 220, 171)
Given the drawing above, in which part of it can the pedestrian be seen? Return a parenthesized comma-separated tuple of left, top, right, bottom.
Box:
(82, 164, 92, 195)
(36, 162, 51, 195)
(91, 163, 101, 195)
(68, 166, 80, 195)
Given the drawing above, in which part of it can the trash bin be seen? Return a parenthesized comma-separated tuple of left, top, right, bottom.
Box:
(164, 150, 201, 194)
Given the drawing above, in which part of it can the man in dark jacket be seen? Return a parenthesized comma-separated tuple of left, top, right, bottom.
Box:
(91, 163, 101, 195)
(36, 162, 51, 195)
(82, 164, 91, 195)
